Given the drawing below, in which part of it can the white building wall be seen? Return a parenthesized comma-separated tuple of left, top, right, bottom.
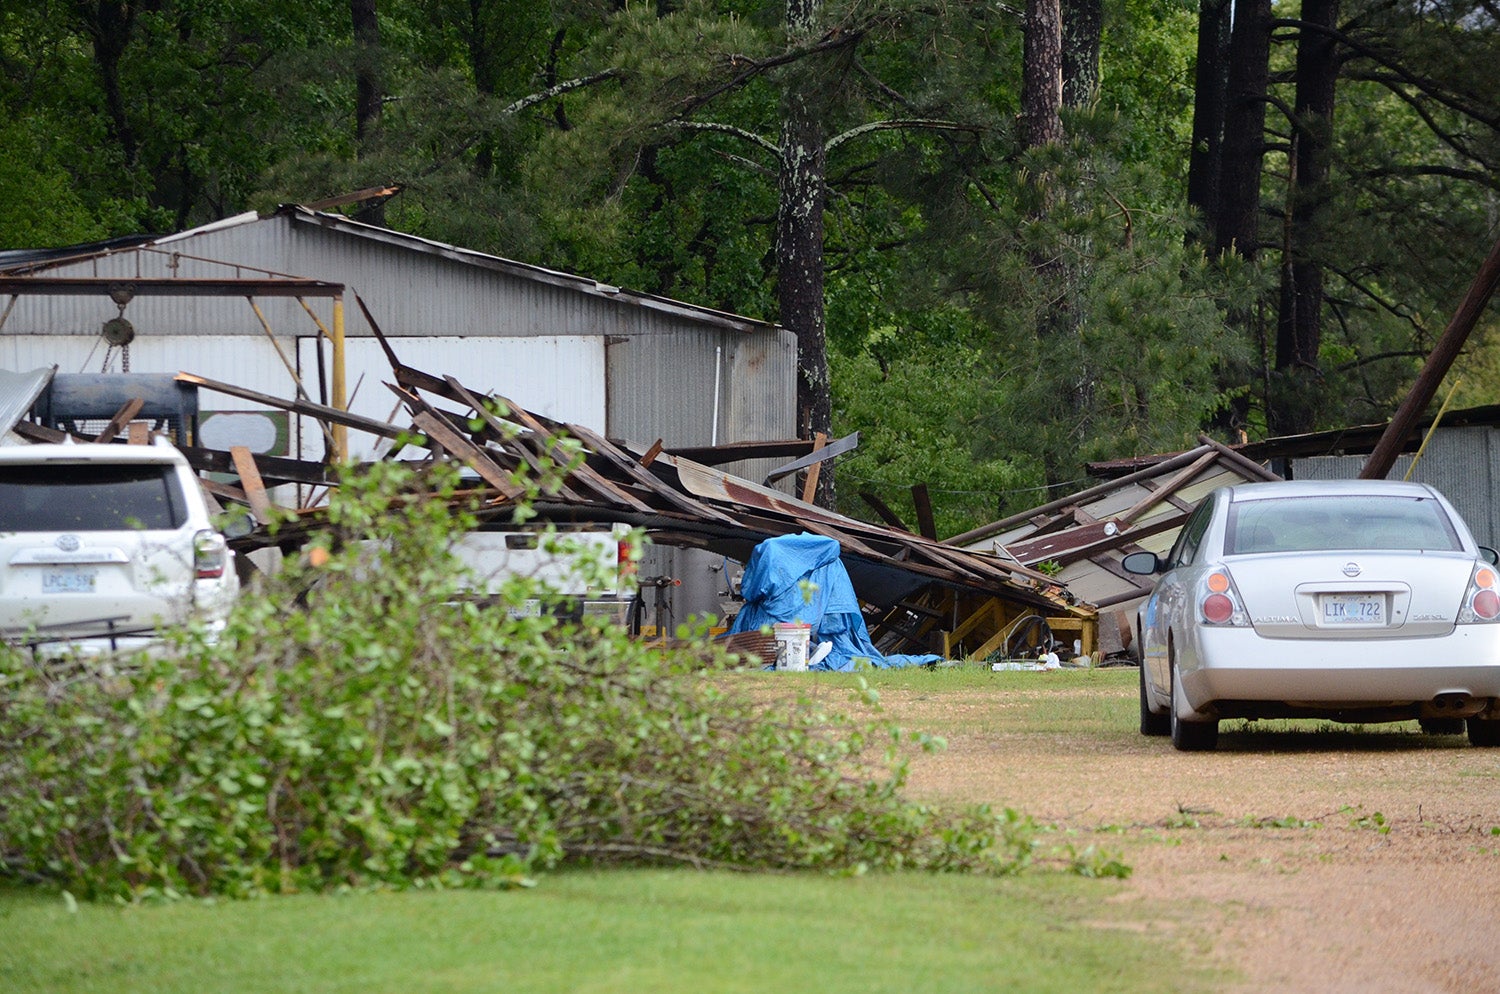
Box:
(296, 335, 605, 462)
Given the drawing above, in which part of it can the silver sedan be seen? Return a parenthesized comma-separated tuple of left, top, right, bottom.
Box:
(1123, 479, 1500, 751)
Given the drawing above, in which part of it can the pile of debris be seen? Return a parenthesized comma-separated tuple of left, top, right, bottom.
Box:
(3, 336, 1097, 661)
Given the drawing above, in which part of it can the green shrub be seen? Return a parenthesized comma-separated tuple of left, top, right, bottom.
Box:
(0, 460, 1050, 901)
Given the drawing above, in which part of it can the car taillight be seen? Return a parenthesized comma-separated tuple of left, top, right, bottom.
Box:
(194, 530, 229, 580)
(1199, 569, 1248, 626)
(617, 538, 637, 576)
(1459, 565, 1500, 623)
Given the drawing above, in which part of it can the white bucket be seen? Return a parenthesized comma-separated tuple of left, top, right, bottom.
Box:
(772, 622, 812, 671)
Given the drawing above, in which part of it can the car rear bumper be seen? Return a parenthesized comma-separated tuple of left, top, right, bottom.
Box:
(1181, 625, 1500, 712)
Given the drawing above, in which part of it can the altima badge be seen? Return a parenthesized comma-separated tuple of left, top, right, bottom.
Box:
(1342, 562, 1362, 577)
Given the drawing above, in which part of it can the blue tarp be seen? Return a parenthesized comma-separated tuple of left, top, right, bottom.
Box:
(727, 532, 941, 670)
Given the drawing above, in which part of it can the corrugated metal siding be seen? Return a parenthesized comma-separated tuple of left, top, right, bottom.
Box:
(0, 212, 794, 448)
(0, 241, 327, 335)
(605, 326, 796, 452)
(1291, 426, 1499, 547)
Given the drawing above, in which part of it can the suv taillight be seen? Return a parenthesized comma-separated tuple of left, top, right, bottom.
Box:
(194, 530, 229, 580)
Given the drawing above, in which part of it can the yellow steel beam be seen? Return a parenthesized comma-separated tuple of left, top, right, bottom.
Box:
(331, 295, 347, 463)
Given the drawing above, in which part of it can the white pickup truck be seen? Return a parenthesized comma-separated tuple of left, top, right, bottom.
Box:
(452, 522, 639, 623)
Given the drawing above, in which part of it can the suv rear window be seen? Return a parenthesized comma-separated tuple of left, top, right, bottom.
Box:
(0, 463, 189, 532)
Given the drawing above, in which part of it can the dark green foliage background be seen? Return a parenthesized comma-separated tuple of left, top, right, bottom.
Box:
(0, 0, 1496, 532)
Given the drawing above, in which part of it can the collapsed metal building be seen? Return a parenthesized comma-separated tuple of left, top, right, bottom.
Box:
(0, 204, 798, 620)
(0, 203, 1097, 660)
(1, 352, 1095, 663)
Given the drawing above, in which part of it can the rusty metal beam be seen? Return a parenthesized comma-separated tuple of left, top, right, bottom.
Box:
(1361, 236, 1500, 479)
(0, 277, 344, 297)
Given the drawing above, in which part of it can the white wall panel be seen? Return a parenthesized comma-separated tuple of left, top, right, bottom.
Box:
(1, 334, 291, 412)
(295, 335, 605, 461)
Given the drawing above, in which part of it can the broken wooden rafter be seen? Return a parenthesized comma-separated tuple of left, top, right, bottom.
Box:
(763, 430, 858, 485)
(176, 372, 405, 442)
(230, 445, 278, 525)
(92, 397, 145, 443)
(1114, 448, 1218, 528)
(859, 491, 910, 532)
(432, 374, 655, 514)
(799, 433, 828, 503)
(911, 483, 937, 540)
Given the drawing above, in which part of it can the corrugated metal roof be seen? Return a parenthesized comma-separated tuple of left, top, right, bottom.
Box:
(0, 205, 781, 337)
(953, 436, 1283, 621)
(0, 366, 56, 437)
(278, 207, 775, 334)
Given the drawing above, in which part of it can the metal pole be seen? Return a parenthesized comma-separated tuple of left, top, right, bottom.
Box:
(1361, 237, 1500, 479)
(332, 294, 348, 463)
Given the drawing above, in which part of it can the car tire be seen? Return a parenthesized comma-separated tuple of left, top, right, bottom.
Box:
(1418, 718, 1465, 736)
(1467, 718, 1500, 747)
(1170, 657, 1218, 752)
(1139, 661, 1169, 737)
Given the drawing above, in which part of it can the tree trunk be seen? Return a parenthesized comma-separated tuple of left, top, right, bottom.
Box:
(779, 0, 834, 507)
(1022, 0, 1064, 148)
(351, 0, 385, 225)
(1187, 0, 1231, 240)
(1022, 0, 1078, 490)
(1213, 0, 1271, 260)
(77, 1, 142, 170)
(1061, 0, 1102, 109)
(1270, 0, 1340, 436)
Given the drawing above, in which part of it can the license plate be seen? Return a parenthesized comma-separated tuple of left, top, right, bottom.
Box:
(1321, 594, 1384, 625)
(42, 567, 98, 594)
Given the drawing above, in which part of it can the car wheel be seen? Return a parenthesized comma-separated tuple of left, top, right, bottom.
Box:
(1169, 656, 1218, 752)
(1467, 718, 1500, 747)
(1139, 660, 1169, 737)
(1417, 718, 1465, 736)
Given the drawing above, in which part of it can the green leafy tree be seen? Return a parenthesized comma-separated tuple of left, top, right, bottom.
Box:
(0, 459, 1069, 900)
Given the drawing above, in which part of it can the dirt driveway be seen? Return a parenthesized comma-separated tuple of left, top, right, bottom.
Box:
(870, 677, 1500, 993)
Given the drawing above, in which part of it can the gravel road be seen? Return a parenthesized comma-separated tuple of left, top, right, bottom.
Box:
(874, 677, 1500, 993)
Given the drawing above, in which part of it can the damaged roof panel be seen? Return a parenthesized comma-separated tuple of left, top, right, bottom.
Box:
(952, 437, 1281, 617)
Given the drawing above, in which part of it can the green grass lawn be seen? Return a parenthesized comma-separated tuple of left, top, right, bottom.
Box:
(2, 667, 1220, 994)
(2, 870, 1206, 994)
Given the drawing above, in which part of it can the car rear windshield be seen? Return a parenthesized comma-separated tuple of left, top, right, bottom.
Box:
(1227, 494, 1463, 554)
(0, 463, 189, 532)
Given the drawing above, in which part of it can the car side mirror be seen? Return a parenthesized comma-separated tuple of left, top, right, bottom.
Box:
(216, 508, 256, 540)
(1121, 550, 1162, 575)
(1481, 546, 1499, 567)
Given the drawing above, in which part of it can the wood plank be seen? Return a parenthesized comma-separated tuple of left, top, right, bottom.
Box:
(764, 430, 858, 484)
(231, 445, 277, 525)
(911, 482, 937, 539)
(127, 422, 151, 445)
(1116, 449, 1218, 526)
(178, 446, 343, 487)
(410, 410, 524, 500)
(11, 420, 74, 443)
(176, 372, 406, 439)
(859, 491, 911, 532)
(800, 433, 828, 503)
(91, 397, 145, 442)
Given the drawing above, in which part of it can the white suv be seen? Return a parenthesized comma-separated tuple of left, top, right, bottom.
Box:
(0, 440, 239, 654)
